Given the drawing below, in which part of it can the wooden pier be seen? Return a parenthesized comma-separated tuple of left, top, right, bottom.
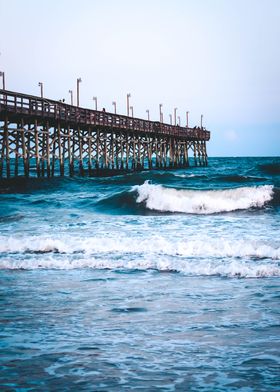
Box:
(0, 89, 210, 178)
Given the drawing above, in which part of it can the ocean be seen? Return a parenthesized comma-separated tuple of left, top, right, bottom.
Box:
(0, 156, 280, 391)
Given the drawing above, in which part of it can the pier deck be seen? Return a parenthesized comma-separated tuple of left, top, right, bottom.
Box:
(0, 90, 210, 178)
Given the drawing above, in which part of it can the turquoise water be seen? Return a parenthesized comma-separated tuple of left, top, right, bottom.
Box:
(0, 157, 280, 391)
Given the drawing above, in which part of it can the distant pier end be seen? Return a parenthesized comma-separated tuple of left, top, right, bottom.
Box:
(0, 90, 210, 178)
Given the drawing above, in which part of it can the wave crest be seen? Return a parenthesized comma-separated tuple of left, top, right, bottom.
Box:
(133, 182, 274, 214)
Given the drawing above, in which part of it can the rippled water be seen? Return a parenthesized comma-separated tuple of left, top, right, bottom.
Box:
(0, 157, 280, 390)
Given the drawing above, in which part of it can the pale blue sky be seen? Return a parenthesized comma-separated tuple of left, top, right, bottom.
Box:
(0, 0, 279, 156)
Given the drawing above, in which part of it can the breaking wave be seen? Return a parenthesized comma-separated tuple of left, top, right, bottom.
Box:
(133, 182, 274, 214)
(0, 235, 279, 277)
(1, 257, 278, 278)
(1, 235, 279, 258)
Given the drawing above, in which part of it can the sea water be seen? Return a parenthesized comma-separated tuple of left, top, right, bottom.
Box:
(0, 157, 279, 391)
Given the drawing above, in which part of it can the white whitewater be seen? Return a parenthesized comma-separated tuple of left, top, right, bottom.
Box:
(133, 182, 274, 214)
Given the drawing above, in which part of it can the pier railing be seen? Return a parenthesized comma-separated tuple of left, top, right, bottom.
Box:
(0, 90, 210, 141)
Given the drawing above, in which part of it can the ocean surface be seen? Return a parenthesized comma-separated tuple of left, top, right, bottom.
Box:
(0, 156, 280, 391)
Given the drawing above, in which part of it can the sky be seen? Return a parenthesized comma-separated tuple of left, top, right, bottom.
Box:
(0, 0, 279, 156)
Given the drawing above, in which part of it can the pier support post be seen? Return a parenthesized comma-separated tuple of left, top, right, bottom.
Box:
(21, 119, 29, 178)
(0, 123, 4, 178)
(4, 117, 10, 178)
(88, 128, 92, 174)
(46, 121, 51, 177)
(193, 141, 197, 166)
(95, 130, 100, 170)
(198, 141, 202, 166)
(51, 125, 56, 177)
(15, 122, 20, 177)
(78, 127, 84, 176)
(34, 120, 40, 177)
(57, 123, 64, 176)
(204, 141, 208, 166)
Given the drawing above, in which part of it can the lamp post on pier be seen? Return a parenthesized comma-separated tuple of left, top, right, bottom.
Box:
(77, 78, 82, 107)
(68, 90, 73, 105)
(0, 71, 5, 90)
(112, 101, 116, 114)
(159, 103, 163, 123)
(174, 108, 177, 125)
(146, 109, 150, 121)
(38, 82, 43, 98)
(126, 93, 131, 116)
(201, 114, 203, 129)
(186, 111, 189, 128)
(130, 106, 134, 118)
(93, 96, 98, 110)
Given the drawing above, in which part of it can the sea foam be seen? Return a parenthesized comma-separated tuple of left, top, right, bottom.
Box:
(0, 254, 279, 278)
(133, 182, 274, 214)
(1, 235, 279, 277)
(1, 235, 279, 259)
